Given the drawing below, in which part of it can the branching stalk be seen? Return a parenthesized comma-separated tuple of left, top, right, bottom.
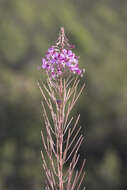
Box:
(39, 27, 86, 190)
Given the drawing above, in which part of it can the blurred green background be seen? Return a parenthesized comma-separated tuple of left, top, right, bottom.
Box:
(0, 0, 127, 189)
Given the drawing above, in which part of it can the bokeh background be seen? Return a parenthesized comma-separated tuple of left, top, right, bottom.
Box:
(0, 0, 127, 189)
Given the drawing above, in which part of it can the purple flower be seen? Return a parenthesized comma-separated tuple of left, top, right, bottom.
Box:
(41, 46, 82, 79)
(42, 58, 47, 69)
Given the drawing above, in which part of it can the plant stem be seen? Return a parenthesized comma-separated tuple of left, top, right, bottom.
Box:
(58, 77, 63, 190)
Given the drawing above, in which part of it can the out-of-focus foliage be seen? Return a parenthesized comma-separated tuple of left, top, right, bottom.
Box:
(0, 0, 127, 189)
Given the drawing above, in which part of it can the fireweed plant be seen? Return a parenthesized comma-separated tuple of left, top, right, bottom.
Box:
(38, 28, 86, 190)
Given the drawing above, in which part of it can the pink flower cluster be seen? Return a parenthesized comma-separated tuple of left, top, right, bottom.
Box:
(41, 47, 82, 79)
